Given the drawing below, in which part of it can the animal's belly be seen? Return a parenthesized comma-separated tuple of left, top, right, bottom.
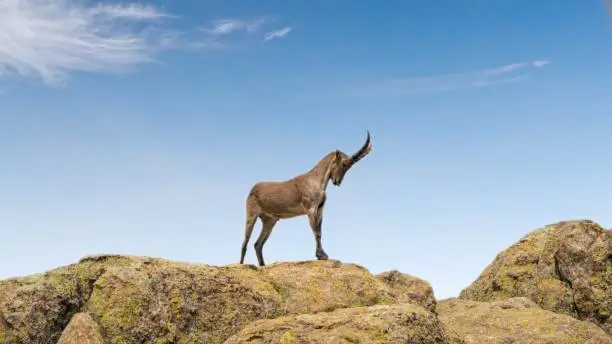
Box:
(274, 212, 303, 219)
(263, 202, 306, 219)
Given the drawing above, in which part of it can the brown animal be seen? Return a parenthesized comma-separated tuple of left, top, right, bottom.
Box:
(240, 131, 372, 266)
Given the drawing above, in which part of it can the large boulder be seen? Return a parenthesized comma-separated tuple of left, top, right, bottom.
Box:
(459, 220, 612, 334)
(83, 256, 283, 344)
(0, 255, 435, 344)
(224, 303, 464, 344)
(437, 297, 612, 344)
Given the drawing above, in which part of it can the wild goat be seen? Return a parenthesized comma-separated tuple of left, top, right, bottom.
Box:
(240, 131, 372, 266)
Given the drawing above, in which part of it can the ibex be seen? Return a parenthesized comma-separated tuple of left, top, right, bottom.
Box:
(240, 131, 372, 266)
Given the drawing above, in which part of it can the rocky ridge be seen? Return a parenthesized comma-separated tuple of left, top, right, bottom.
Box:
(0, 219, 610, 343)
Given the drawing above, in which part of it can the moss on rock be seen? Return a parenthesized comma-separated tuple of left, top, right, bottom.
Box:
(1, 225, 609, 344)
(261, 260, 395, 315)
(375, 269, 437, 313)
(438, 297, 612, 344)
(224, 303, 465, 344)
(84, 257, 283, 344)
(0, 255, 131, 344)
(0, 256, 438, 343)
(459, 220, 612, 334)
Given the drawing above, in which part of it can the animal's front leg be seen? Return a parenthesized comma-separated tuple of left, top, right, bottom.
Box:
(308, 210, 328, 260)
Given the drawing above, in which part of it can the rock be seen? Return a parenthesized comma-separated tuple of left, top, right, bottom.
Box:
(376, 269, 437, 313)
(0, 310, 18, 343)
(459, 220, 612, 334)
(0, 256, 430, 344)
(262, 260, 395, 315)
(0, 311, 7, 331)
(56, 313, 104, 344)
(0, 256, 123, 344)
(224, 303, 465, 344)
(437, 298, 612, 344)
(83, 257, 282, 344)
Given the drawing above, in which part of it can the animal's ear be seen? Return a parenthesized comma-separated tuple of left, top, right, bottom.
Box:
(335, 150, 340, 157)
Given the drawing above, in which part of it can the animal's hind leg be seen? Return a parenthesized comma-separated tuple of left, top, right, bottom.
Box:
(240, 204, 258, 264)
(308, 209, 329, 261)
(254, 215, 278, 267)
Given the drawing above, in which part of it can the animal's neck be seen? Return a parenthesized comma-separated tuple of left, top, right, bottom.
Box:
(307, 152, 335, 190)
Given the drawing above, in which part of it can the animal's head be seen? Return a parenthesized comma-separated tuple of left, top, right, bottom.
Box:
(330, 131, 372, 186)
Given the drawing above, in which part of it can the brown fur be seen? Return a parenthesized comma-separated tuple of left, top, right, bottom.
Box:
(240, 132, 372, 266)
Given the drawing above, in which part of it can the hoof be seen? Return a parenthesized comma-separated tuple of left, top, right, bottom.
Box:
(316, 252, 329, 260)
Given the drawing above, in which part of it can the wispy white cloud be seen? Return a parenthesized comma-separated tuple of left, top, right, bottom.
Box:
(0, 0, 175, 86)
(196, 18, 294, 50)
(532, 60, 551, 68)
(88, 3, 171, 20)
(202, 18, 268, 38)
(264, 27, 292, 41)
(0, 1, 292, 87)
(352, 59, 551, 96)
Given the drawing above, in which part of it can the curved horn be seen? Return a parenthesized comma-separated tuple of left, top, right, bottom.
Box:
(349, 130, 372, 165)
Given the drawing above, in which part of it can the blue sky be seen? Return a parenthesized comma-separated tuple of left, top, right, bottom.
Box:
(1, 0, 611, 299)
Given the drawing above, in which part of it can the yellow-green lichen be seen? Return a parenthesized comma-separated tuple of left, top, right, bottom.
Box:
(1, 255, 444, 343)
(534, 277, 573, 316)
(86, 271, 148, 344)
(224, 304, 455, 344)
(459, 220, 612, 336)
(279, 330, 296, 344)
(438, 298, 610, 344)
(0, 258, 125, 344)
(0, 331, 18, 344)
